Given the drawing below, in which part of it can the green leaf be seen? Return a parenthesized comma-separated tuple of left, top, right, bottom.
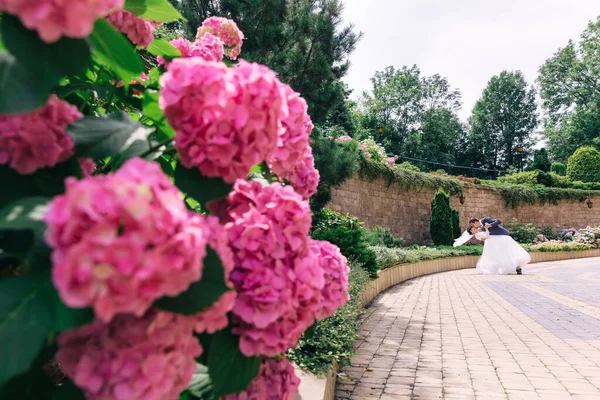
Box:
(143, 90, 175, 138)
(146, 38, 181, 60)
(207, 328, 261, 396)
(154, 248, 230, 315)
(52, 379, 86, 400)
(67, 111, 154, 159)
(0, 52, 49, 113)
(124, 0, 184, 22)
(49, 291, 94, 333)
(0, 197, 49, 232)
(0, 274, 53, 388)
(0, 15, 91, 113)
(88, 19, 143, 83)
(0, 355, 56, 399)
(174, 162, 233, 205)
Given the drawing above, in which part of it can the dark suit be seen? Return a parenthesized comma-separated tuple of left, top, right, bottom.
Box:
(480, 217, 511, 236)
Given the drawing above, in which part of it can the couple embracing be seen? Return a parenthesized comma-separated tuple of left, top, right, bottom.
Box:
(454, 217, 531, 275)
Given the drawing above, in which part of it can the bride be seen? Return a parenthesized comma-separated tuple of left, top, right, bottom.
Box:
(470, 224, 531, 275)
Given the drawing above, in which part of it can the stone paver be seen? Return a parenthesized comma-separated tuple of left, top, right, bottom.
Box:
(336, 257, 600, 399)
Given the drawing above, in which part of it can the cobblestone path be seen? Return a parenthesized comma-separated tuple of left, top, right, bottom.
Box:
(336, 257, 600, 399)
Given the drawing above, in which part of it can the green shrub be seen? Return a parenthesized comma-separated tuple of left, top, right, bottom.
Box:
(436, 169, 448, 174)
(498, 171, 539, 185)
(536, 170, 555, 187)
(311, 210, 379, 277)
(430, 190, 454, 245)
(363, 226, 404, 248)
(287, 264, 370, 374)
(551, 162, 567, 176)
(503, 220, 538, 243)
(524, 242, 592, 252)
(567, 146, 600, 183)
(398, 161, 420, 172)
(550, 172, 571, 188)
(370, 245, 483, 269)
(451, 208, 461, 239)
(531, 148, 552, 172)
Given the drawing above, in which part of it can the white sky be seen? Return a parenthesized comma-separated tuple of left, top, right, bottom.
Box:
(342, 0, 600, 123)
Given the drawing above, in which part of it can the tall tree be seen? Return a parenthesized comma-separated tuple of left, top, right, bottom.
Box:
(538, 17, 600, 162)
(168, 0, 361, 125)
(360, 65, 462, 159)
(467, 71, 538, 172)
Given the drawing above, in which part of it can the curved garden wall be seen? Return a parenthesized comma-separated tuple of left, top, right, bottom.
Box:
(328, 175, 600, 244)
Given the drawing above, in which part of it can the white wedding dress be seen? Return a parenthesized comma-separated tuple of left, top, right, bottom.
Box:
(474, 231, 531, 275)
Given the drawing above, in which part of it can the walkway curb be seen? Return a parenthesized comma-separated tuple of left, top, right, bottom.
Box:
(296, 248, 600, 400)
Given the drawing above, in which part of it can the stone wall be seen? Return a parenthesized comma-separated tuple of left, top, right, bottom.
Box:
(328, 175, 600, 244)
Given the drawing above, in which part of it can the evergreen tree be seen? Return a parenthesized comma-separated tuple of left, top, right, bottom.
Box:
(531, 148, 551, 172)
(168, 0, 361, 125)
(430, 190, 454, 246)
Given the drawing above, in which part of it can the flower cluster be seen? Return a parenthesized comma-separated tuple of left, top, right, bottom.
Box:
(160, 58, 286, 183)
(224, 358, 300, 400)
(44, 158, 210, 322)
(310, 240, 350, 320)
(267, 84, 319, 198)
(223, 180, 325, 356)
(157, 34, 224, 66)
(558, 226, 600, 249)
(358, 137, 387, 162)
(56, 310, 202, 400)
(106, 10, 161, 48)
(0, 0, 123, 42)
(0, 95, 81, 174)
(387, 155, 398, 165)
(335, 135, 353, 143)
(196, 16, 244, 59)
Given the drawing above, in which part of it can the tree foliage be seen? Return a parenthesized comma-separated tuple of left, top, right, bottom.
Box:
(467, 70, 538, 172)
(531, 148, 551, 172)
(538, 17, 600, 162)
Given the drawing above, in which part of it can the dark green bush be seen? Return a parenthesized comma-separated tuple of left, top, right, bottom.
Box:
(536, 170, 555, 187)
(504, 220, 538, 243)
(363, 226, 404, 248)
(551, 162, 567, 176)
(287, 264, 370, 374)
(567, 146, 600, 183)
(311, 210, 379, 277)
(430, 190, 454, 245)
(531, 148, 552, 172)
(451, 208, 461, 239)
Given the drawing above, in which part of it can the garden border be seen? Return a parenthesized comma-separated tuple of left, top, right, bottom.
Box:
(295, 248, 600, 400)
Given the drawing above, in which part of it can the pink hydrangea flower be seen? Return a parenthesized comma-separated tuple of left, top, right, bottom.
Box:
(78, 158, 96, 177)
(0, 0, 123, 42)
(188, 216, 236, 334)
(335, 135, 352, 143)
(157, 34, 224, 66)
(387, 155, 398, 165)
(223, 180, 324, 356)
(196, 16, 244, 59)
(267, 84, 313, 174)
(56, 309, 202, 400)
(160, 58, 286, 183)
(359, 144, 372, 159)
(309, 240, 350, 320)
(106, 10, 161, 48)
(0, 95, 81, 174)
(44, 158, 209, 322)
(285, 151, 320, 199)
(223, 358, 300, 400)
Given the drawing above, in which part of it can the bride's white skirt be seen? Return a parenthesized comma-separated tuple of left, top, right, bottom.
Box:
(476, 235, 531, 275)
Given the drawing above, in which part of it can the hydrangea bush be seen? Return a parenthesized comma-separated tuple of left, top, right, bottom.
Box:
(0, 2, 348, 399)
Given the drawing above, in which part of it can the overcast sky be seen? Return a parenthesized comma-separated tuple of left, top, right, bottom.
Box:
(342, 0, 600, 122)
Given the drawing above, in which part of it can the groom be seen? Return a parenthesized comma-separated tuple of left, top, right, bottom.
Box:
(469, 217, 522, 275)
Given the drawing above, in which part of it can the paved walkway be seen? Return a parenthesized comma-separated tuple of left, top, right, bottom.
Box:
(336, 257, 600, 400)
